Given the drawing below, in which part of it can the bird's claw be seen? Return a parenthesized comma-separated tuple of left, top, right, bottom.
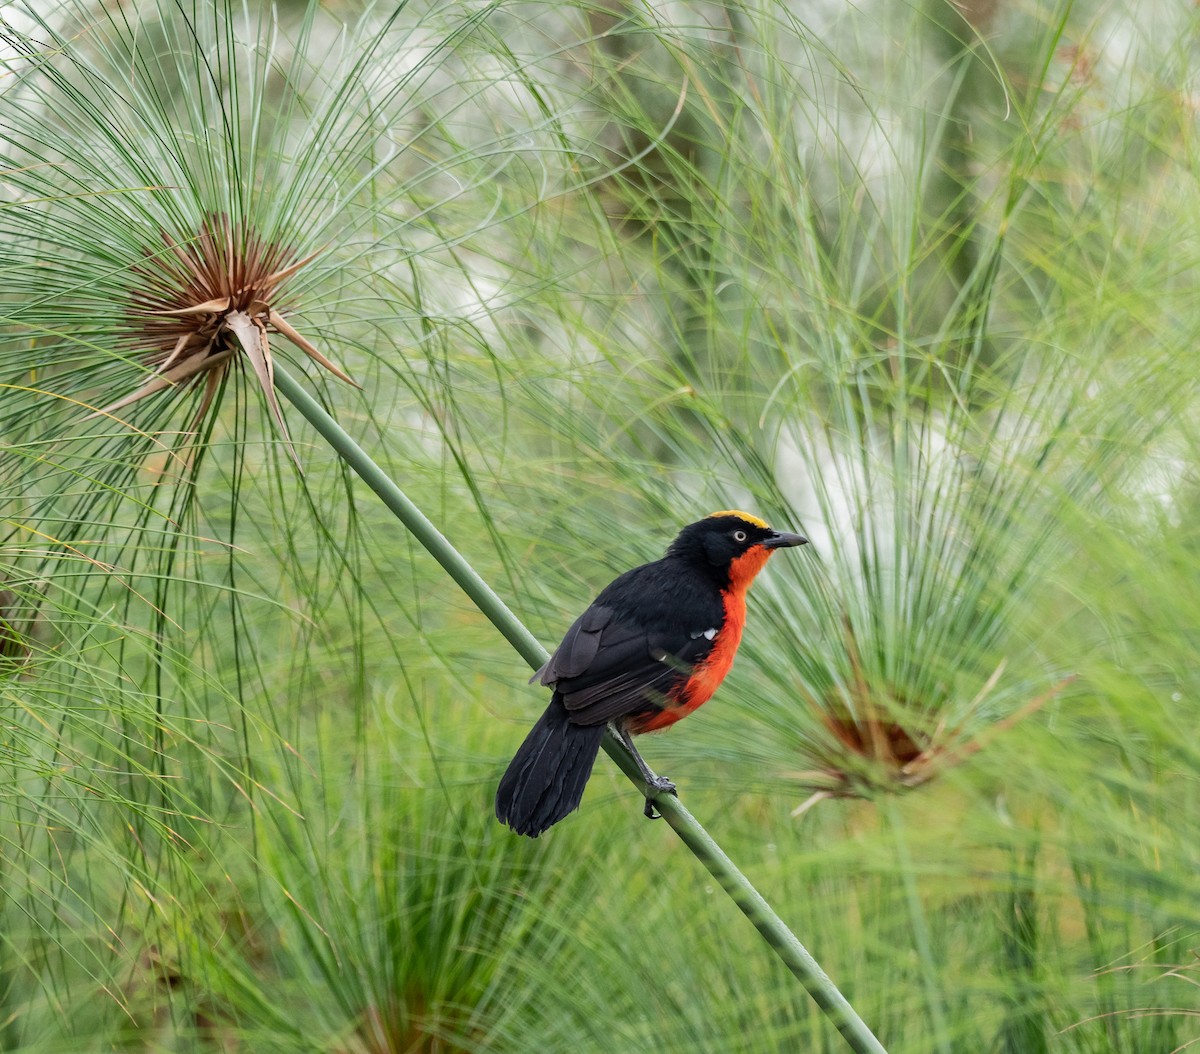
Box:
(642, 776, 677, 820)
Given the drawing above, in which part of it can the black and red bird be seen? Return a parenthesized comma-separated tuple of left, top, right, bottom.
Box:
(495, 511, 807, 837)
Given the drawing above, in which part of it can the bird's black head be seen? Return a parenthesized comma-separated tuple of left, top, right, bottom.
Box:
(666, 510, 807, 584)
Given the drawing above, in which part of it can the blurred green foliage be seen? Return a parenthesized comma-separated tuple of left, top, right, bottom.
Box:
(1, 0, 1198, 1050)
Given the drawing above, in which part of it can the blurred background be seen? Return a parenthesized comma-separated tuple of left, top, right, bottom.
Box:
(1, 0, 1198, 1050)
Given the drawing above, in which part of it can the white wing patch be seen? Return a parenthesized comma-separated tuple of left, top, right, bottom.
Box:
(690, 627, 719, 641)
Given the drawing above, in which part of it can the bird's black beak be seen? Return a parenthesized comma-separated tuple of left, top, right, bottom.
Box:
(762, 530, 808, 549)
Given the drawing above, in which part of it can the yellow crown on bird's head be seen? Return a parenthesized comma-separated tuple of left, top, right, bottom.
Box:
(707, 509, 769, 529)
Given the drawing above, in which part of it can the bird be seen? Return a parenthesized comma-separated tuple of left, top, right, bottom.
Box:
(495, 510, 807, 837)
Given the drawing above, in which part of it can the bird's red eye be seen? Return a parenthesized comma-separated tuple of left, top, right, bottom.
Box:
(733, 529, 747, 543)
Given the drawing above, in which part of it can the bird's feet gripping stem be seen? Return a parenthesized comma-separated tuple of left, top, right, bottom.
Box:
(642, 774, 678, 819)
(609, 723, 677, 820)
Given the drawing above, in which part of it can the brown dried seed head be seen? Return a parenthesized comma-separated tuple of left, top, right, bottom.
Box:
(96, 213, 358, 459)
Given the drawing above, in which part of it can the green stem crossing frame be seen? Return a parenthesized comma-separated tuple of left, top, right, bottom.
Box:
(273, 363, 889, 1054)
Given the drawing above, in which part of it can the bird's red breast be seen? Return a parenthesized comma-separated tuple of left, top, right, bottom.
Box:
(628, 545, 770, 733)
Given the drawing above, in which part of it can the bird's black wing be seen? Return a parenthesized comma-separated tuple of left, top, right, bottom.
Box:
(531, 564, 722, 727)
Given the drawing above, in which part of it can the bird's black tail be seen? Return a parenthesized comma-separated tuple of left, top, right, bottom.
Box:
(495, 695, 606, 837)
